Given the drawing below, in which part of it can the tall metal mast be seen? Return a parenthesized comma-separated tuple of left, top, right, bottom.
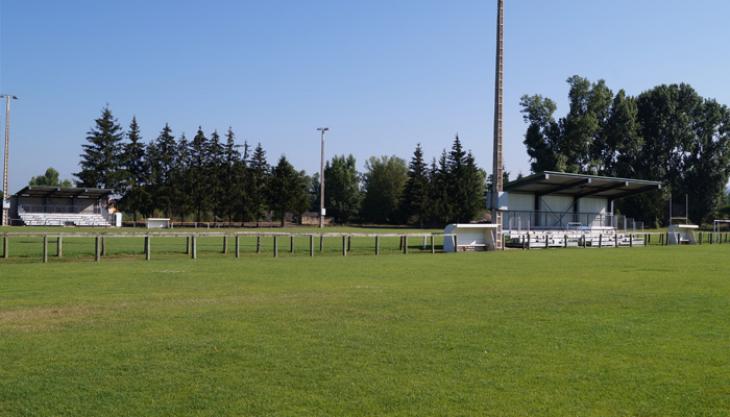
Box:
(491, 0, 505, 249)
(1, 94, 18, 226)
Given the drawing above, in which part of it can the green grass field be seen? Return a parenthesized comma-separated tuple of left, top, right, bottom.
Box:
(2, 245, 730, 416)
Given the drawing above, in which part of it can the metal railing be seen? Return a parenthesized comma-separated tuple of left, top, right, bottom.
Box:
(503, 210, 644, 233)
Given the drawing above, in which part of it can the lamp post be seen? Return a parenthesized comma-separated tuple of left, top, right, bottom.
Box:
(1, 94, 18, 227)
(317, 127, 329, 228)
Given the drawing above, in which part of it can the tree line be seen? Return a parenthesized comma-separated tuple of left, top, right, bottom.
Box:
(521, 76, 730, 226)
(75, 107, 486, 226)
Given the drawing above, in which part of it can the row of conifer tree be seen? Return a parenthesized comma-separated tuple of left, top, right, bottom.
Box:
(76, 107, 487, 226)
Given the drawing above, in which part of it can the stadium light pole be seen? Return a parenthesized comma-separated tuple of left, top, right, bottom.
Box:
(1, 94, 18, 226)
(491, 0, 505, 249)
(317, 127, 329, 229)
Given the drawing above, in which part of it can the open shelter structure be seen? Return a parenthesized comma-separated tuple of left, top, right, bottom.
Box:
(9, 186, 112, 227)
(493, 171, 662, 248)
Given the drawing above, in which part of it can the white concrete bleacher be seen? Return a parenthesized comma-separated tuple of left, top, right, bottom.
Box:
(19, 212, 111, 227)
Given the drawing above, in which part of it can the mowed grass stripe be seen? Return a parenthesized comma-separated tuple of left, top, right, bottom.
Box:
(1, 246, 729, 416)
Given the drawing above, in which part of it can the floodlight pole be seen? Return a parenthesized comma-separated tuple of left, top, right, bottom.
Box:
(317, 127, 329, 229)
(490, 0, 505, 249)
(1, 94, 18, 226)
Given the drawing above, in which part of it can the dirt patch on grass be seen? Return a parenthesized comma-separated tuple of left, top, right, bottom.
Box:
(0, 305, 105, 332)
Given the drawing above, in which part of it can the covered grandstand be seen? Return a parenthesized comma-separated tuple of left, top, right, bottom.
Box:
(9, 186, 112, 227)
(494, 171, 662, 248)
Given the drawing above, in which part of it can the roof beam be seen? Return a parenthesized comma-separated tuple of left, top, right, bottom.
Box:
(611, 184, 663, 200)
(537, 178, 592, 197)
(575, 181, 629, 199)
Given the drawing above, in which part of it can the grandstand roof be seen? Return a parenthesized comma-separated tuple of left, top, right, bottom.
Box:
(504, 171, 662, 200)
(14, 186, 112, 199)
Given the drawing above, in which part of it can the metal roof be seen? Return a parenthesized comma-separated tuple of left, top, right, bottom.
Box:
(13, 186, 112, 199)
(504, 171, 662, 200)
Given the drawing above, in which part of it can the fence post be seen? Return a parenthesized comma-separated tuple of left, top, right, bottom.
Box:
(599, 234, 603, 249)
(342, 236, 347, 256)
(2, 234, 7, 259)
(431, 235, 436, 254)
(256, 236, 261, 254)
(57, 236, 63, 258)
(699, 232, 703, 245)
(145, 235, 151, 261)
(290, 235, 295, 254)
(375, 236, 380, 256)
(403, 236, 408, 254)
(223, 236, 228, 255)
(235, 235, 240, 259)
(545, 235, 549, 249)
(273, 236, 279, 258)
(319, 235, 324, 252)
(454, 235, 458, 252)
(191, 235, 197, 260)
(564, 234, 568, 249)
(95, 236, 101, 262)
(43, 235, 48, 263)
(186, 236, 191, 254)
(629, 234, 633, 248)
(309, 235, 314, 257)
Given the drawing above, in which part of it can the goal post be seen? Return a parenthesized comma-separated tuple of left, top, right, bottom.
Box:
(713, 220, 730, 233)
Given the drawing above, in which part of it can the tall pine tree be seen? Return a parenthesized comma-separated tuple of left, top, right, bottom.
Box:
(400, 144, 430, 227)
(76, 106, 124, 192)
(119, 117, 148, 220)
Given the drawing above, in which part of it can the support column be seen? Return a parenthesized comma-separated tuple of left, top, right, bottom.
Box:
(273, 236, 279, 258)
(191, 235, 197, 260)
(309, 235, 314, 257)
(235, 236, 240, 259)
(145, 235, 151, 261)
(95, 236, 101, 262)
(2, 234, 8, 259)
(57, 236, 63, 258)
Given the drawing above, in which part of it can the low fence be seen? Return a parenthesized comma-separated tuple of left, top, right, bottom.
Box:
(0, 230, 728, 264)
(0, 231, 445, 263)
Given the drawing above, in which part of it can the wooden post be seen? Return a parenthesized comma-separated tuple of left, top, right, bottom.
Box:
(145, 235, 151, 261)
(342, 236, 347, 257)
(223, 236, 228, 255)
(545, 235, 549, 249)
(290, 235, 295, 254)
(235, 236, 240, 259)
(431, 235, 436, 254)
(273, 236, 279, 258)
(454, 235, 458, 252)
(599, 234, 603, 249)
(699, 232, 703, 245)
(185, 236, 191, 254)
(57, 236, 63, 258)
(564, 234, 568, 249)
(347, 236, 352, 253)
(403, 236, 408, 254)
(375, 236, 380, 255)
(95, 236, 101, 262)
(309, 235, 314, 257)
(191, 235, 197, 260)
(629, 234, 633, 248)
(319, 235, 324, 252)
(2, 235, 7, 259)
(43, 235, 48, 263)
(256, 236, 261, 254)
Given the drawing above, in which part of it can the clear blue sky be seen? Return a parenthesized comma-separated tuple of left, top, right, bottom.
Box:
(1, 0, 728, 192)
